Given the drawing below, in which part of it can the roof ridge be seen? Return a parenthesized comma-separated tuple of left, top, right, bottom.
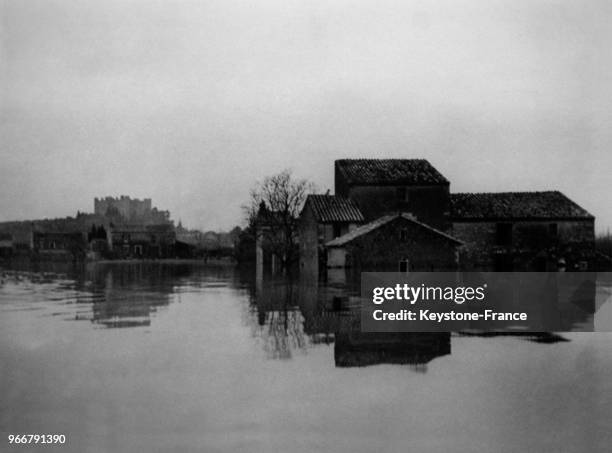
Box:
(450, 191, 593, 219)
(326, 213, 462, 247)
(398, 213, 463, 244)
(452, 190, 561, 195)
(303, 194, 365, 223)
(336, 158, 429, 161)
(334, 158, 449, 185)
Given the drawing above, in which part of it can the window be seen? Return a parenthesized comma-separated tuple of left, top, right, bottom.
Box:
(494, 253, 513, 271)
(496, 223, 513, 246)
(332, 223, 342, 238)
(399, 259, 410, 273)
(399, 228, 408, 241)
(332, 296, 344, 310)
(396, 187, 406, 201)
(396, 187, 409, 202)
(548, 223, 558, 238)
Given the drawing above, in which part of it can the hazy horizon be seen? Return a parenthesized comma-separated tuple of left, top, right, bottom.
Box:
(2, 0, 611, 233)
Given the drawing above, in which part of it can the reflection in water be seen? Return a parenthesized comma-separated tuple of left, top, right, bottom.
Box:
(2, 262, 611, 453)
(77, 263, 205, 328)
(260, 310, 307, 360)
(3, 263, 605, 369)
(1, 262, 237, 329)
(334, 332, 451, 372)
(241, 268, 454, 370)
(243, 276, 312, 360)
(457, 331, 571, 344)
(239, 268, 607, 370)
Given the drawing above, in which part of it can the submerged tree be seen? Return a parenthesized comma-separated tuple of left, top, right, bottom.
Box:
(242, 170, 314, 271)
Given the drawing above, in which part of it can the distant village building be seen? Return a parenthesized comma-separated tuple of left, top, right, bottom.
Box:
(174, 221, 202, 258)
(201, 231, 221, 250)
(0, 222, 37, 255)
(94, 196, 176, 259)
(0, 233, 14, 258)
(32, 231, 87, 262)
(0, 196, 178, 261)
(94, 196, 171, 225)
(197, 230, 237, 257)
(176, 221, 202, 247)
(110, 224, 175, 259)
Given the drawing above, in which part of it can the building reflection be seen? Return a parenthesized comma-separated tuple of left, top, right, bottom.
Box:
(4, 261, 601, 363)
(69, 263, 189, 327)
(239, 264, 610, 370)
(70, 262, 235, 328)
(334, 332, 451, 372)
(240, 266, 453, 371)
(5, 261, 240, 329)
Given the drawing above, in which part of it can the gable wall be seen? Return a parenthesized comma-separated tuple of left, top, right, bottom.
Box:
(337, 217, 459, 272)
(345, 185, 450, 231)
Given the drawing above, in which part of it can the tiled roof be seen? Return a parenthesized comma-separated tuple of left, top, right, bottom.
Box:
(304, 195, 364, 223)
(326, 213, 463, 247)
(451, 191, 593, 220)
(335, 159, 449, 185)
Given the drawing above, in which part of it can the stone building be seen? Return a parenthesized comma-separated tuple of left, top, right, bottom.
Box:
(299, 158, 596, 273)
(32, 231, 88, 261)
(0, 196, 178, 261)
(299, 194, 364, 274)
(334, 159, 451, 230)
(110, 224, 176, 259)
(325, 213, 463, 272)
(94, 196, 171, 225)
(0, 233, 14, 258)
(451, 191, 595, 271)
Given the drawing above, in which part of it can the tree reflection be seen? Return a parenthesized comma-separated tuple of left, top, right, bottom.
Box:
(240, 270, 453, 371)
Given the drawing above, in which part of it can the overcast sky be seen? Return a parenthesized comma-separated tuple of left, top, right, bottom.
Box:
(1, 0, 611, 232)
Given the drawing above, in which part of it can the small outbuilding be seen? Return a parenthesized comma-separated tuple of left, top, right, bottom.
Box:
(299, 194, 364, 273)
(325, 213, 463, 272)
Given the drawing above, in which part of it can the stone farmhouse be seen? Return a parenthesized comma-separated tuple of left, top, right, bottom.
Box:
(299, 159, 595, 274)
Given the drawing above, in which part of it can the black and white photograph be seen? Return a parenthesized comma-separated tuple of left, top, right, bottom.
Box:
(1, 1, 611, 452)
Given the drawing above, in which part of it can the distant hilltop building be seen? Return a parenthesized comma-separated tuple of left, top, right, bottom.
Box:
(94, 196, 171, 225)
(0, 195, 178, 261)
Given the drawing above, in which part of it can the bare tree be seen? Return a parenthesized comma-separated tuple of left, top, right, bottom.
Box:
(243, 170, 314, 271)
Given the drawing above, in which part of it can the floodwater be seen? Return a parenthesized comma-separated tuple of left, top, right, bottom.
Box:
(1, 262, 611, 453)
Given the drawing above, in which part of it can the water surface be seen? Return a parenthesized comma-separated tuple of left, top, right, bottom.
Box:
(1, 262, 610, 452)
